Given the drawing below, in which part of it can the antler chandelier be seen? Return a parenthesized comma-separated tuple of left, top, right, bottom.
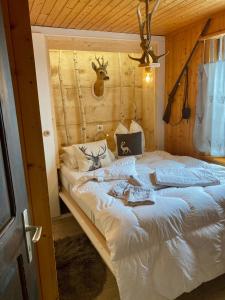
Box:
(129, 0, 168, 78)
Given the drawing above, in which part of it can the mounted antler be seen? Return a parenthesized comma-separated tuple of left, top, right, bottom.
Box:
(148, 48, 169, 63)
(95, 56, 108, 68)
(95, 56, 101, 67)
(129, 0, 168, 66)
(92, 56, 109, 98)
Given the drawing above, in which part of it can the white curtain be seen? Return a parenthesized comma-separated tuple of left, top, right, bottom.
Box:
(194, 58, 225, 156)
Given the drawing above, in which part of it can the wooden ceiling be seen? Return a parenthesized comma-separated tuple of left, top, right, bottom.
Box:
(29, 0, 225, 35)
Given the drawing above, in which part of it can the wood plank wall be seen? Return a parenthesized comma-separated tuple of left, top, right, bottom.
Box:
(49, 50, 156, 151)
(165, 10, 225, 156)
(28, 0, 225, 35)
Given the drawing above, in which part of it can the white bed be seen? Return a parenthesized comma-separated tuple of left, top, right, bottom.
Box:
(60, 167, 104, 233)
(59, 151, 225, 300)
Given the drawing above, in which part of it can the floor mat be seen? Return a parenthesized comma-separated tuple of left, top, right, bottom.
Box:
(54, 234, 107, 300)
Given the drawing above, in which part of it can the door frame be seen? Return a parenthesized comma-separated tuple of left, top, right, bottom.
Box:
(2, 0, 58, 299)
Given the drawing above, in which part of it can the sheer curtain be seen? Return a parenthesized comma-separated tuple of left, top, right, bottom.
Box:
(194, 38, 225, 156)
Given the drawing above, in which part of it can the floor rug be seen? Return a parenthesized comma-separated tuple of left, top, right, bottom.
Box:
(54, 234, 107, 300)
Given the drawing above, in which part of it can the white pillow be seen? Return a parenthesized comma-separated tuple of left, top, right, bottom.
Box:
(114, 122, 129, 144)
(73, 139, 112, 172)
(61, 145, 78, 169)
(92, 156, 137, 179)
(130, 120, 145, 153)
(108, 149, 115, 161)
(102, 156, 137, 178)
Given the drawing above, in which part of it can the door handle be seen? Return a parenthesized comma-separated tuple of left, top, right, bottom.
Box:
(22, 209, 42, 263)
(25, 225, 42, 243)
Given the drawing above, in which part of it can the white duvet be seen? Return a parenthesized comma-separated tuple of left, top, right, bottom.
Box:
(68, 151, 225, 300)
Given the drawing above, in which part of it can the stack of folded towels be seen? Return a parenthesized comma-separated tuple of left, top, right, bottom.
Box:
(151, 167, 220, 187)
(108, 181, 155, 207)
(108, 167, 220, 207)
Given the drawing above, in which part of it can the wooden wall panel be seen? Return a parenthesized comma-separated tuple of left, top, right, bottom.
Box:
(29, 0, 225, 35)
(49, 49, 156, 151)
(47, 36, 143, 54)
(165, 11, 225, 156)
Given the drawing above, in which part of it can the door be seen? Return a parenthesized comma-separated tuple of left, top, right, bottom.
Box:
(0, 1, 40, 299)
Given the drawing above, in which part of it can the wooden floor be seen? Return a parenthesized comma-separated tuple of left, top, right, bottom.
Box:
(52, 215, 225, 300)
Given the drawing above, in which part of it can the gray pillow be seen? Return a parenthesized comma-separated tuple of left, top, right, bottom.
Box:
(116, 132, 142, 157)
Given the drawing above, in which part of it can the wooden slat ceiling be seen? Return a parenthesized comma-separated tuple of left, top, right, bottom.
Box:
(29, 0, 225, 35)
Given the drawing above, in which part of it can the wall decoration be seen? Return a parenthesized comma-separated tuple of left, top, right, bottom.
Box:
(163, 19, 211, 124)
(91, 56, 109, 98)
(49, 50, 156, 151)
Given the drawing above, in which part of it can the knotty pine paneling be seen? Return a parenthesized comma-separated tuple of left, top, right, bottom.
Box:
(29, 0, 225, 35)
(165, 11, 225, 156)
(49, 50, 156, 151)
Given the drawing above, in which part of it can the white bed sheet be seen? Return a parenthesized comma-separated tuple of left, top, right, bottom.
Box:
(59, 151, 225, 300)
(60, 167, 105, 235)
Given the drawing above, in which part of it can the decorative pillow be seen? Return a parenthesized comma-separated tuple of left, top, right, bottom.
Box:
(130, 120, 145, 153)
(114, 121, 145, 156)
(116, 132, 142, 157)
(73, 139, 112, 172)
(101, 156, 137, 178)
(61, 145, 78, 169)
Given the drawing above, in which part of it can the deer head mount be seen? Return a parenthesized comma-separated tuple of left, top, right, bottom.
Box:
(79, 145, 106, 171)
(92, 56, 109, 98)
(129, 0, 168, 67)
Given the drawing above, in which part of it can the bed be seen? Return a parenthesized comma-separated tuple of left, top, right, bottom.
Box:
(59, 151, 225, 300)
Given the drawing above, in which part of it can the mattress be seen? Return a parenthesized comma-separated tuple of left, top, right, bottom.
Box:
(59, 151, 225, 238)
(59, 151, 160, 234)
(59, 151, 225, 300)
(59, 152, 158, 234)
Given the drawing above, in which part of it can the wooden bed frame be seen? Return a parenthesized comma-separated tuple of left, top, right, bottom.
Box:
(59, 188, 115, 275)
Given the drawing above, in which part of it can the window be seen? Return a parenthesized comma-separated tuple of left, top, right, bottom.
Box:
(194, 37, 225, 156)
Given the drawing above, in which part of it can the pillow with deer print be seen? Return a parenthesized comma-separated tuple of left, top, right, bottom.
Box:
(116, 132, 142, 157)
(73, 139, 112, 172)
(114, 121, 145, 156)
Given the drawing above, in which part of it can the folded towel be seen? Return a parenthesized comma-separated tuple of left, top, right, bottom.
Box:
(108, 181, 155, 207)
(153, 168, 220, 187)
(129, 174, 168, 190)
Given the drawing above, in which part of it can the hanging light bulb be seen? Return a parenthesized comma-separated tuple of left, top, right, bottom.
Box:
(145, 72, 151, 83)
(145, 66, 152, 83)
